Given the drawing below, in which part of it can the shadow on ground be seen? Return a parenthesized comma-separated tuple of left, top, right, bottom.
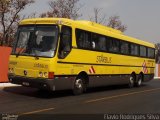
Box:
(3, 84, 147, 99)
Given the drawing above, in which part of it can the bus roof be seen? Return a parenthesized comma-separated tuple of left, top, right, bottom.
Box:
(20, 18, 155, 48)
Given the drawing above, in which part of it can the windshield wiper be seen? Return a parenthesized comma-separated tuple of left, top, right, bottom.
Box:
(32, 48, 39, 60)
(34, 53, 39, 60)
(16, 47, 26, 57)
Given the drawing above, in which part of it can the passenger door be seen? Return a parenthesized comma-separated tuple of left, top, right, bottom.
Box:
(58, 26, 72, 59)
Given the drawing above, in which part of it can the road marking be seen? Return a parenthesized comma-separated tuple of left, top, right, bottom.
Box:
(85, 88, 160, 103)
(21, 107, 55, 115)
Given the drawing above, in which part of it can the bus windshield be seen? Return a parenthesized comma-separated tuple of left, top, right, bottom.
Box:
(13, 25, 59, 58)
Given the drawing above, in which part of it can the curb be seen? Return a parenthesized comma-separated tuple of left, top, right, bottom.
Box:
(0, 83, 20, 88)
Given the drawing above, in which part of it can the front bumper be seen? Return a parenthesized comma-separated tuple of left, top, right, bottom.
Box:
(8, 74, 55, 91)
(8, 74, 74, 91)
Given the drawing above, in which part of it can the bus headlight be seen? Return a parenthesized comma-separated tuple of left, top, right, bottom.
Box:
(39, 72, 54, 78)
(39, 72, 43, 77)
(44, 72, 48, 77)
(9, 68, 14, 73)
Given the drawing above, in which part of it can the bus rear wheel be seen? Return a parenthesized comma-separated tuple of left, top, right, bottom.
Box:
(128, 74, 135, 88)
(135, 74, 143, 87)
(73, 77, 85, 95)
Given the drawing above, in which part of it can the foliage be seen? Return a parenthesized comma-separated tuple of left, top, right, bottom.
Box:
(40, 0, 82, 20)
(155, 43, 160, 63)
(90, 8, 127, 32)
(89, 8, 107, 25)
(0, 0, 34, 46)
(107, 15, 127, 32)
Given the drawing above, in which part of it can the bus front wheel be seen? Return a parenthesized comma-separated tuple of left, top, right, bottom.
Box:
(73, 77, 85, 95)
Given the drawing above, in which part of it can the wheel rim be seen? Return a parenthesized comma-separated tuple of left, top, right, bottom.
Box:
(130, 77, 134, 84)
(138, 78, 142, 86)
(129, 76, 134, 87)
(75, 79, 83, 89)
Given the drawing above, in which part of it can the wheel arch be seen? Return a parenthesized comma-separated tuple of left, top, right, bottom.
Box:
(139, 72, 144, 81)
(131, 71, 136, 79)
(76, 71, 89, 85)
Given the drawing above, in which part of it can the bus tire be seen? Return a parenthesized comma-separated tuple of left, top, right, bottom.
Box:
(128, 74, 135, 88)
(73, 77, 85, 95)
(135, 74, 143, 87)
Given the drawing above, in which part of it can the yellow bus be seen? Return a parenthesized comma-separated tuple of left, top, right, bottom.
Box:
(8, 18, 155, 95)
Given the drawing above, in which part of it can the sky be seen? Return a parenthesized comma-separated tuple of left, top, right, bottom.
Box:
(21, 0, 160, 43)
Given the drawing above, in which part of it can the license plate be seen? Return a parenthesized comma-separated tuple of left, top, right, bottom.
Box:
(22, 82, 30, 86)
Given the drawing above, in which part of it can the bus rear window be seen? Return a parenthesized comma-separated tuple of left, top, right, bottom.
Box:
(148, 48, 155, 58)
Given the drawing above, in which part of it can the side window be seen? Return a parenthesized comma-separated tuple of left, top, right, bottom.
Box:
(92, 33, 98, 50)
(76, 29, 91, 49)
(58, 26, 72, 59)
(108, 38, 120, 53)
(148, 48, 155, 58)
(130, 44, 139, 56)
(92, 34, 107, 51)
(99, 36, 107, 51)
(120, 41, 129, 55)
(140, 46, 147, 57)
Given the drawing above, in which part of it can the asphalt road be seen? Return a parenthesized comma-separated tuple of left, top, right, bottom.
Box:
(0, 79, 160, 120)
